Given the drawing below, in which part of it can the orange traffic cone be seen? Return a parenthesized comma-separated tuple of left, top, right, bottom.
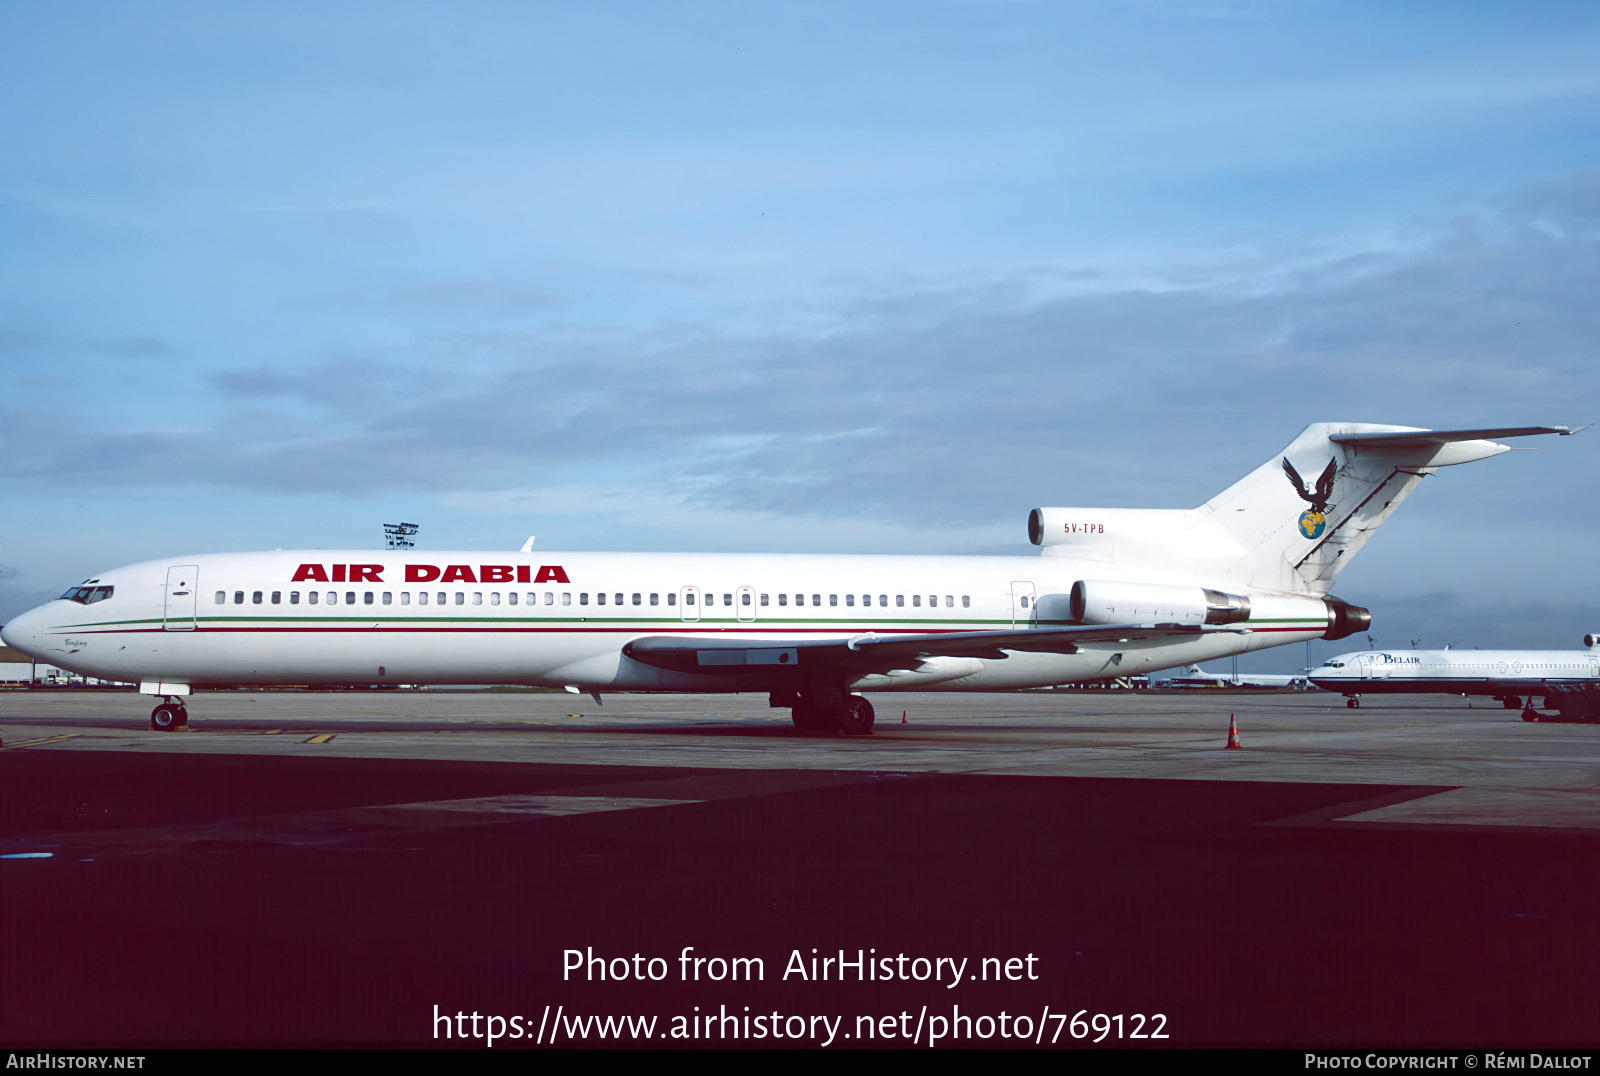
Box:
(1226, 714, 1242, 749)
(901, 710, 907, 724)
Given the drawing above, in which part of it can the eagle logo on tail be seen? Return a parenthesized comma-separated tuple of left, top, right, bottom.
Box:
(1283, 457, 1337, 539)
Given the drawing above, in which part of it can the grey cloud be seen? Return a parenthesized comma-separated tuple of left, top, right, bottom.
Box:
(10, 187, 1600, 537)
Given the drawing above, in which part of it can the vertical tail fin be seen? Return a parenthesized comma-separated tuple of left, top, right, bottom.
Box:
(1200, 423, 1572, 594)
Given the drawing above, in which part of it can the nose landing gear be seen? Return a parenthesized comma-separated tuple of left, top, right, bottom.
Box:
(1345, 696, 1361, 709)
(150, 697, 188, 731)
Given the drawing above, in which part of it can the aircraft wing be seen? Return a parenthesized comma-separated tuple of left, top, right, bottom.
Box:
(623, 623, 1249, 675)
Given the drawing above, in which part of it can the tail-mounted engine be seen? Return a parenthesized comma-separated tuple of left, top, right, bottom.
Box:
(1067, 579, 1252, 626)
(1321, 597, 1371, 640)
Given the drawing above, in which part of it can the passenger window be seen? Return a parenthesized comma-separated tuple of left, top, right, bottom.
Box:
(597, 592, 606, 605)
(723, 593, 732, 606)
(685, 592, 695, 605)
(929, 595, 937, 607)
(879, 595, 888, 607)
(779, 594, 788, 606)
(290, 591, 300, 605)
(1020, 596, 1029, 608)
(741, 592, 751, 606)
(272, 591, 282, 604)
(633, 593, 642, 605)
(667, 593, 676, 606)
(253, 591, 263, 604)
(455, 592, 464, 605)
(400, 592, 409, 605)
(912, 595, 921, 607)
(328, 592, 338, 605)
(343, 591, 353, 604)
(616, 593, 624, 606)
(759, 593, 768, 606)
(650, 593, 659, 606)
(896, 595, 904, 607)
(581, 593, 590, 605)
(830, 594, 837, 606)
(794, 594, 804, 607)
(418, 592, 428, 605)
(846, 594, 855, 607)
(562, 592, 571, 606)
(364, 592, 374, 605)
(234, 591, 245, 604)
(962, 595, 970, 608)
(945, 595, 953, 607)
(438, 592, 446, 605)
(811, 594, 820, 606)
(489, 593, 499, 606)
(309, 592, 319, 604)
(507, 592, 517, 605)
(215, 591, 226, 604)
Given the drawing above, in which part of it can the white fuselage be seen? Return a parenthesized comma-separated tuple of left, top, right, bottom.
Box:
(1310, 648, 1600, 697)
(2, 549, 1332, 694)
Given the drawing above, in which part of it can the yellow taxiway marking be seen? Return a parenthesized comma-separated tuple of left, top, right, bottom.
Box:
(0, 734, 80, 751)
(304, 734, 336, 744)
(262, 729, 282, 735)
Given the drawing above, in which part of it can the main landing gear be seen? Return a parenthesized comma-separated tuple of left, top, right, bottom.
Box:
(789, 695, 875, 736)
(1497, 695, 1523, 710)
(150, 697, 189, 732)
(1345, 696, 1361, 709)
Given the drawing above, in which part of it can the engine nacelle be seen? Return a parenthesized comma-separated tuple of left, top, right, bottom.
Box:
(1321, 597, 1372, 641)
(1068, 579, 1252, 627)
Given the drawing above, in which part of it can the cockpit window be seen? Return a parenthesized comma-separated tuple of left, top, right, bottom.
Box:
(60, 585, 114, 605)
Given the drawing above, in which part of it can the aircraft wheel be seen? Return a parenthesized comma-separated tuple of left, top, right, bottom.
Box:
(839, 696, 875, 736)
(1346, 698, 1360, 709)
(176, 705, 190, 727)
(151, 703, 182, 731)
(1521, 709, 1539, 722)
(1501, 696, 1520, 710)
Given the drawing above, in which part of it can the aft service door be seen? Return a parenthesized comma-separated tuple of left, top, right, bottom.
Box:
(737, 586, 756, 622)
(679, 586, 700, 623)
(163, 565, 199, 631)
(1010, 581, 1036, 628)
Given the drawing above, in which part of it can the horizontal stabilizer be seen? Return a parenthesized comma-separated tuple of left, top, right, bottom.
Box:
(1329, 425, 1580, 447)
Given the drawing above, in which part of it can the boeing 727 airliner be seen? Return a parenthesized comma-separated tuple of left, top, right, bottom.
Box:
(0, 423, 1576, 734)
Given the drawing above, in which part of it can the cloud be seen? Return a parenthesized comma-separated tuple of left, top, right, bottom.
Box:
(7, 175, 1598, 541)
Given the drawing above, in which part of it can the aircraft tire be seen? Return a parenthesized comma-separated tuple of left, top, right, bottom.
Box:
(839, 696, 875, 736)
(1521, 709, 1539, 722)
(1501, 696, 1520, 709)
(1346, 698, 1359, 709)
(150, 703, 181, 732)
(176, 706, 189, 727)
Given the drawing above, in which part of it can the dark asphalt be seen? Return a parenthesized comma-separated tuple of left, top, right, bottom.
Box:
(3, 749, 1597, 1047)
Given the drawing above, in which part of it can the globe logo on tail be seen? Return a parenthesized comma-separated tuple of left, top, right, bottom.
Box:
(1283, 457, 1337, 540)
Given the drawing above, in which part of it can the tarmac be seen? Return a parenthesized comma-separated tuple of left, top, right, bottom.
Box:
(2, 688, 1597, 1048)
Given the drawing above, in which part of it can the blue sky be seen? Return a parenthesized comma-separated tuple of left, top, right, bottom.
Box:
(4, 1, 1599, 669)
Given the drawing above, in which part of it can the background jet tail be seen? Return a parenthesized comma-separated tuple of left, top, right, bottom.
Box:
(1199, 423, 1573, 594)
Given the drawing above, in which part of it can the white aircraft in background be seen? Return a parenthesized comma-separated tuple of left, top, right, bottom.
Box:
(1, 423, 1576, 735)
(1309, 635, 1600, 718)
(1163, 664, 1312, 689)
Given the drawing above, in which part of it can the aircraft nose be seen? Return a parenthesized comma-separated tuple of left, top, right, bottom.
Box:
(1, 604, 52, 662)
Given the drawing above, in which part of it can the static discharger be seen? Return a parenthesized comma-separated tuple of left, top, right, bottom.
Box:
(1226, 714, 1242, 749)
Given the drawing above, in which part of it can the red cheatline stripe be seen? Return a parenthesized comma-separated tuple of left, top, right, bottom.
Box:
(55, 623, 1323, 637)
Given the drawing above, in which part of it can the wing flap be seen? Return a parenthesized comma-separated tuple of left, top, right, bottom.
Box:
(623, 623, 1248, 675)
